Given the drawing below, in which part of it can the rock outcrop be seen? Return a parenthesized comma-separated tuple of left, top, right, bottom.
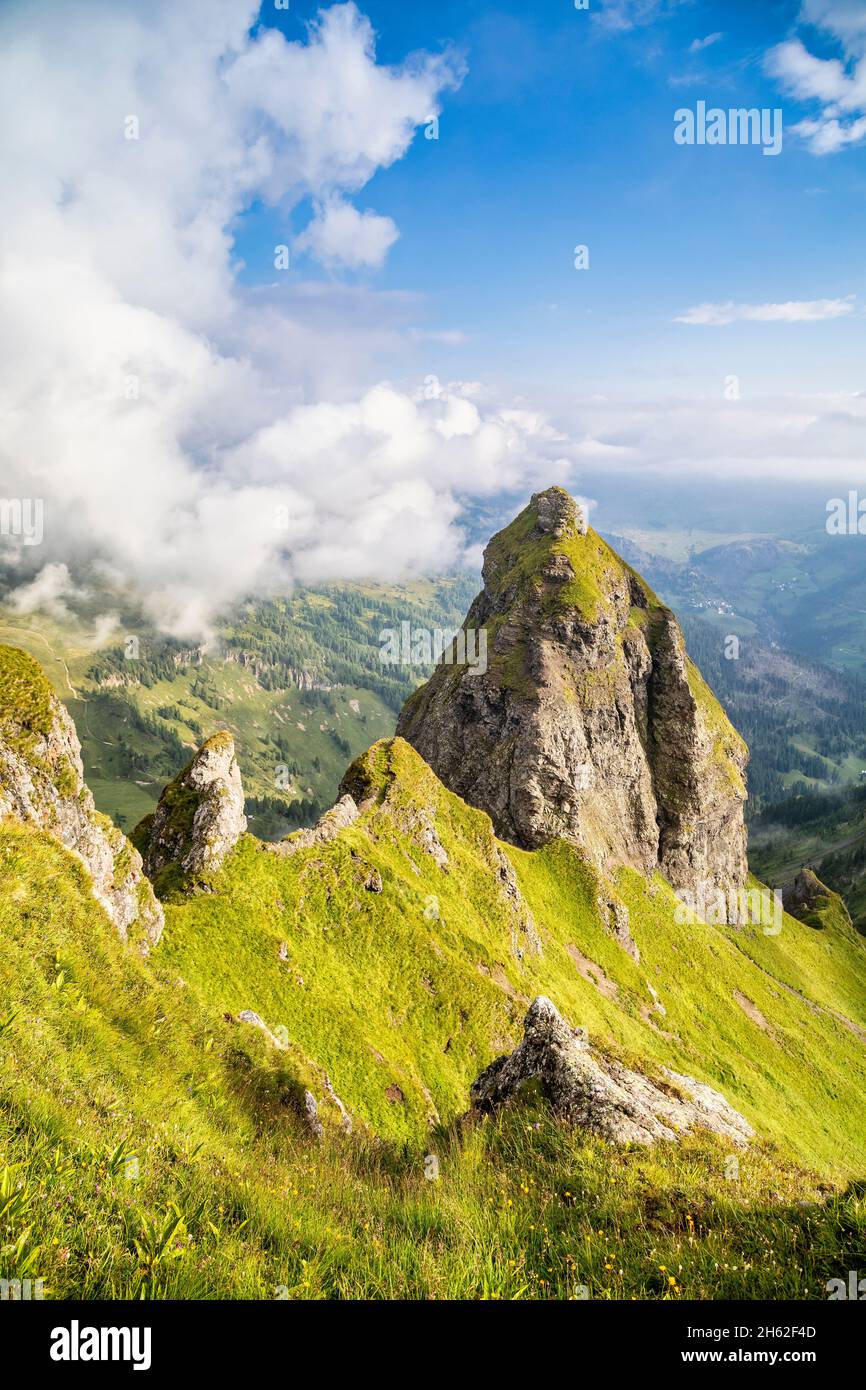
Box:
(398, 486, 748, 900)
(137, 731, 246, 890)
(783, 868, 830, 918)
(471, 996, 754, 1147)
(267, 793, 359, 856)
(782, 868, 851, 931)
(0, 645, 163, 949)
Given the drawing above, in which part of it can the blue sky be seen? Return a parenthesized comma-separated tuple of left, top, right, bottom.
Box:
(236, 0, 866, 402)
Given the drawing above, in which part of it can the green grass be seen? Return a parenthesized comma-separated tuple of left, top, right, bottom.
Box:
(3, 648, 866, 1299)
(1, 822, 863, 1302)
(0, 645, 56, 758)
(157, 737, 866, 1177)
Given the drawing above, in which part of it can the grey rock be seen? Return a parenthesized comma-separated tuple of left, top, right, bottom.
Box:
(599, 893, 640, 962)
(0, 660, 163, 949)
(470, 996, 754, 1147)
(495, 847, 542, 959)
(324, 1074, 353, 1134)
(782, 868, 842, 924)
(302, 1090, 324, 1140)
(268, 794, 358, 856)
(237, 1009, 287, 1050)
(140, 731, 246, 885)
(397, 486, 748, 902)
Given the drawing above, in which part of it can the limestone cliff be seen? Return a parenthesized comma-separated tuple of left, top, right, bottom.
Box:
(397, 486, 748, 898)
(0, 645, 163, 949)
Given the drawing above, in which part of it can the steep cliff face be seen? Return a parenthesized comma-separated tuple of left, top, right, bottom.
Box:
(135, 731, 247, 894)
(0, 645, 163, 949)
(397, 487, 748, 898)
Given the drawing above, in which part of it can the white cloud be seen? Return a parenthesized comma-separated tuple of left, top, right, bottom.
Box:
(674, 296, 856, 325)
(593, 0, 690, 34)
(1, 1, 547, 639)
(689, 33, 724, 53)
(295, 197, 399, 269)
(9, 564, 88, 620)
(555, 388, 866, 483)
(766, 2, 866, 153)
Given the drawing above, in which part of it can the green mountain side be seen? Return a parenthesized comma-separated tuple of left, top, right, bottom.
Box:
(2, 493, 866, 1301)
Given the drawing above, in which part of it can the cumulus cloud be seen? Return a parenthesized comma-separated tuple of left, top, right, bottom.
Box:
(0, 1, 535, 638)
(674, 297, 856, 325)
(8, 564, 89, 621)
(766, 1, 866, 153)
(295, 197, 399, 268)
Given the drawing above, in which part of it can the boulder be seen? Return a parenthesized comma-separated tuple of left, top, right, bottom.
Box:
(470, 996, 754, 1147)
(138, 731, 246, 889)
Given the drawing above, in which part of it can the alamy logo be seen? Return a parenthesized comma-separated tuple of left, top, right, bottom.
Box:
(827, 1271, 866, 1300)
(50, 1320, 152, 1371)
(0, 497, 44, 545)
(675, 884, 782, 935)
(674, 102, 782, 156)
(827, 492, 866, 535)
(379, 622, 487, 675)
(0, 1278, 44, 1300)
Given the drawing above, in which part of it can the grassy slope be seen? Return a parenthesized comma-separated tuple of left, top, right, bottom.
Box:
(3, 820, 866, 1301)
(160, 738, 866, 1178)
(3, 619, 866, 1301)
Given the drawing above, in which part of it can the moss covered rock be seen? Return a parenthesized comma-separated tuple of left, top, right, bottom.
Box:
(138, 731, 247, 896)
(0, 644, 163, 949)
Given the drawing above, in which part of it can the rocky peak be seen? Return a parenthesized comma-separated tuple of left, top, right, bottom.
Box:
(137, 731, 246, 892)
(0, 645, 163, 950)
(397, 486, 748, 901)
(534, 486, 587, 539)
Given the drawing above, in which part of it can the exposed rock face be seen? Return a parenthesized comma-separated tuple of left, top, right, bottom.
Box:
(138, 731, 246, 888)
(471, 996, 754, 1147)
(0, 645, 163, 949)
(398, 486, 748, 900)
(783, 869, 832, 919)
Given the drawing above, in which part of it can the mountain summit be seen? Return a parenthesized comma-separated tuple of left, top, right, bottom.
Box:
(398, 486, 748, 897)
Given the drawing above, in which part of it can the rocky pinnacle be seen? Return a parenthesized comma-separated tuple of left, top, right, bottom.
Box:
(397, 486, 748, 898)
